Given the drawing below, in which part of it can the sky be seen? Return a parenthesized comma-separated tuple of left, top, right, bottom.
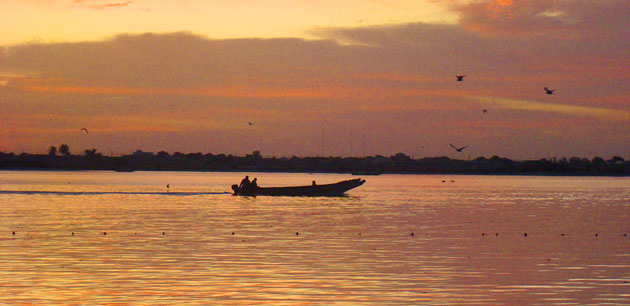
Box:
(1, 0, 628, 160)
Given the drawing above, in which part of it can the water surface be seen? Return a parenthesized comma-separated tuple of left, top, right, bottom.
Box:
(1, 171, 629, 305)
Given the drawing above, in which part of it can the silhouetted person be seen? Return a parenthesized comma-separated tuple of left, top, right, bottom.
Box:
(251, 178, 258, 189)
(312, 180, 317, 186)
(239, 176, 250, 190)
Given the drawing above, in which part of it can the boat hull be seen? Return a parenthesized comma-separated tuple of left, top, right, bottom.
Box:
(232, 178, 366, 196)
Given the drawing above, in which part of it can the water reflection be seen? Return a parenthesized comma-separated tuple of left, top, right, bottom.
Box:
(1, 171, 629, 305)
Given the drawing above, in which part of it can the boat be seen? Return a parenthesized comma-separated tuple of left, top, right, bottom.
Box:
(231, 178, 366, 196)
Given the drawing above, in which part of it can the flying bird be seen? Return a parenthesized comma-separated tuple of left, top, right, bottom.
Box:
(449, 144, 469, 152)
(248, 122, 253, 126)
(483, 109, 488, 113)
(544, 87, 555, 95)
(456, 75, 466, 81)
(80, 128, 89, 134)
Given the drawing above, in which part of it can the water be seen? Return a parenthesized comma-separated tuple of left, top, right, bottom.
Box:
(1, 171, 629, 305)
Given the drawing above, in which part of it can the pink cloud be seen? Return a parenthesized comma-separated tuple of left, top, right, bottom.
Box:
(457, 0, 570, 36)
(456, 0, 629, 38)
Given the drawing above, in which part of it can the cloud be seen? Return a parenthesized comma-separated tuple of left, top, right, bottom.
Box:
(311, 19, 629, 79)
(470, 96, 630, 121)
(74, 1, 134, 10)
(456, 0, 560, 35)
(1, 28, 628, 158)
(17, 0, 135, 9)
(1, 32, 353, 88)
(16, 82, 338, 100)
(455, 0, 630, 39)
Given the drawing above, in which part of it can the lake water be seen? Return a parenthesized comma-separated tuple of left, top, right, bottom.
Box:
(1, 171, 629, 305)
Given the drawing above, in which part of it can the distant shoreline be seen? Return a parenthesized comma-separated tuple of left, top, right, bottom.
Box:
(2, 169, 629, 178)
(2, 152, 628, 177)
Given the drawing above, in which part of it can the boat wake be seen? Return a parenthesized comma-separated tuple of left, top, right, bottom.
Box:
(0, 190, 230, 196)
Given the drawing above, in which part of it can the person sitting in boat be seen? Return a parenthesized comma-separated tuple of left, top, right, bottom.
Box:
(312, 180, 317, 186)
(251, 178, 258, 189)
(239, 176, 250, 190)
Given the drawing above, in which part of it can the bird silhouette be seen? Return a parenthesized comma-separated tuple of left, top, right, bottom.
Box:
(80, 128, 89, 134)
(544, 87, 555, 95)
(449, 144, 469, 152)
(248, 122, 253, 126)
(483, 109, 488, 113)
(456, 75, 466, 81)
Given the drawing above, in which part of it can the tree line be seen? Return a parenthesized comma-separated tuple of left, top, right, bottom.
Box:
(1, 146, 628, 176)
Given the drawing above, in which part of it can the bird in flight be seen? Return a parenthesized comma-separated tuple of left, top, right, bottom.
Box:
(483, 109, 488, 114)
(248, 122, 253, 126)
(456, 75, 466, 82)
(80, 128, 89, 134)
(449, 144, 469, 152)
(544, 87, 555, 95)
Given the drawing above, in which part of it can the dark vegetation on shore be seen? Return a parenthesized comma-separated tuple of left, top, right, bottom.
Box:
(1, 147, 628, 176)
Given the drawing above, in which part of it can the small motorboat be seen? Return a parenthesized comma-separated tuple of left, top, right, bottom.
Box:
(232, 178, 366, 196)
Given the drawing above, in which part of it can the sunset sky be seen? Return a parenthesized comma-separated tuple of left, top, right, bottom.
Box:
(1, 0, 628, 159)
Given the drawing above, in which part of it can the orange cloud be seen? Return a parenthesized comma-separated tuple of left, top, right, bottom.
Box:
(17, 75, 473, 102)
(19, 83, 337, 100)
